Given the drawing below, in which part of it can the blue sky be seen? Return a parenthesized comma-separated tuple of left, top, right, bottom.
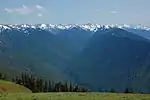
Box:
(0, 0, 150, 25)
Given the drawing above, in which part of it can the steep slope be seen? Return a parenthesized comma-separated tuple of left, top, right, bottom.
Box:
(0, 29, 66, 80)
(57, 27, 92, 53)
(65, 28, 150, 92)
(0, 25, 92, 81)
(124, 28, 150, 40)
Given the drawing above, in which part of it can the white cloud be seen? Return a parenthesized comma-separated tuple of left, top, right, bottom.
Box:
(37, 13, 43, 17)
(4, 4, 45, 15)
(110, 11, 117, 14)
(4, 8, 14, 13)
(36, 5, 44, 10)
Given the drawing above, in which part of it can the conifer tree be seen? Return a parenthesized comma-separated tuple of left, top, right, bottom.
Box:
(21, 72, 25, 84)
(69, 82, 73, 92)
(73, 84, 79, 92)
(0, 73, 2, 79)
(48, 81, 52, 92)
(36, 78, 40, 92)
(64, 82, 68, 92)
(12, 72, 89, 93)
(44, 81, 48, 92)
(39, 78, 43, 92)
(124, 87, 129, 93)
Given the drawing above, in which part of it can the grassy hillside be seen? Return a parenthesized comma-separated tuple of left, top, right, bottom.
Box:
(0, 93, 150, 100)
(0, 80, 31, 93)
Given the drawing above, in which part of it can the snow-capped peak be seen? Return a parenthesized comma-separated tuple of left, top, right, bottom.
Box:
(0, 24, 150, 33)
(0, 24, 11, 29)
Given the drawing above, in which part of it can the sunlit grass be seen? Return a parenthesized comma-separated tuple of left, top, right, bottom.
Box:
(1, 93, 150, 100)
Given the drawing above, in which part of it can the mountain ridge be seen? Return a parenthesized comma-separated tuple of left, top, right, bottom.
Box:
(65, 28, 150, 92)
(1, 24, 150, 93)
(0, 24, 150, 33)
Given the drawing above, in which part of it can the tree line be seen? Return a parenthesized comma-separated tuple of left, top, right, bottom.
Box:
(97, 87, 134, 94)
(12, 72, 89, 93)
(0, 72, 139, 93)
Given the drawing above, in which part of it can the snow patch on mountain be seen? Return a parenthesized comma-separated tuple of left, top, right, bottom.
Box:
(0, 24, 150, 34)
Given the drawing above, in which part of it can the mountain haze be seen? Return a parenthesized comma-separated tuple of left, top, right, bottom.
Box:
(65, 28, 150, 92)
(0, 24, 150, 93)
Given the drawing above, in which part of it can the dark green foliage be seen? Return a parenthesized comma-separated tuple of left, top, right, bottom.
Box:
(0, 73, 3, 79)
(110, 88, 116, 93)
(73, 85, 79, 92)
(69, 82, 73, 92)
(44, 81, 48, 92)
(64, 82, 69, 92)
(124, 87, 134, 93)
(124, 87, 129, 93)
(0, 72, 6, 80)
(12, 72, 89, 93)
(39, 79, 43, 92)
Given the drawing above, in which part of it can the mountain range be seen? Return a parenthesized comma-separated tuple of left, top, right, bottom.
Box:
(0, 24, 150, 93)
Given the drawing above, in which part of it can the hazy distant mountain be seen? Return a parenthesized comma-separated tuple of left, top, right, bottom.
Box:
(1, 24, 150, 93)
(0, 24, 94, 80)
(124, 27, 150, 40)
(65, 28, 150, 93)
